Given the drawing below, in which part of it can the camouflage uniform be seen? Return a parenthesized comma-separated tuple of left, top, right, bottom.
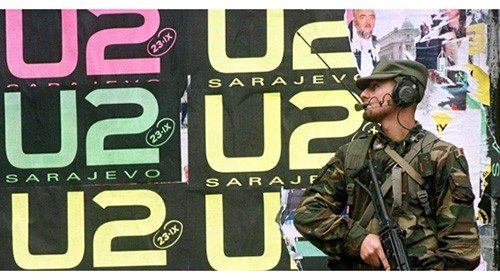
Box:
(293, 123, 480, 270)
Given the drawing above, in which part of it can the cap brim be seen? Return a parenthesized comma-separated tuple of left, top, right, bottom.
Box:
(355, 72, 400, 91)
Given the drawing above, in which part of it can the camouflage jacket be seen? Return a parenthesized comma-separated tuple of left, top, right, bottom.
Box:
(293, 123, 480, 270)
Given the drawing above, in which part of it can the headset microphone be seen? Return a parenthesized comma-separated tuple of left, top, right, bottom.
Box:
(354, 93, 393, 111)
(296, 32, 363, 110)
(354, 103, 367, 111)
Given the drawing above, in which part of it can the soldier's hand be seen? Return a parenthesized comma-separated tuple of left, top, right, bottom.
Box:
(360, 233, 391, 271)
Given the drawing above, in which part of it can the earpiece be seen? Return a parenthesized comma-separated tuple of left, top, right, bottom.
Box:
(392, 76, 422, 107)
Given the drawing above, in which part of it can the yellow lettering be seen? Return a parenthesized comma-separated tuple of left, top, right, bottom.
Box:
(289, 90, 363, 169)
(206, 178, 220, 187)
(268, 176, 285, 185)
(228, 78, 245, 87)
(290, 175, 301, 185)
(205, 193, 281, 270)
(205, 93, 281, 172)
(271, 76, 287, 86)
(252, 77, 265, 86)
(293, 76, 304, 85)
(312, 75, 324, 84)
(12, 192, 84, 269)
(310, 175, 318, 184)
(226, 177, 243, 187)
(93, 190, 166, 267)
(293, 21, 355, 70)
(208, 10, 284, 73)
(249, 177, 262, 186)
(331, 74, 347, 83)
(208, 79, 222, 88)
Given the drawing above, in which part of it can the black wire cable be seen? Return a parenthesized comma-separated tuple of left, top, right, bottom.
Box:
(396, 107, 412, 131)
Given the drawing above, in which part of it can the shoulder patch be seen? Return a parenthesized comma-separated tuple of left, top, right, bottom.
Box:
(454, 148, 469, 172)
(454, 148, 465, 158)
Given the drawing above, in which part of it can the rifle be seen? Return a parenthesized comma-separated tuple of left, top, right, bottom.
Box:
(351, 157, 411, 271)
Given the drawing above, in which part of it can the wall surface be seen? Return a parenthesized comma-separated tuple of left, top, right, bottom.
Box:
(0, 9, 497, 270)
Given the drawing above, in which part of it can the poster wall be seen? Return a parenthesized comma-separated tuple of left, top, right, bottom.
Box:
(0, 9, 495, 270)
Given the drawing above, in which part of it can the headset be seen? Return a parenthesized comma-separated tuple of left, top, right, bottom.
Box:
(392, 75, 423, 107)
(296, 31, 425, 110)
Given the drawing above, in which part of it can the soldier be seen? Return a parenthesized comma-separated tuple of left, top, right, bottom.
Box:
(293, 59, 480, 270)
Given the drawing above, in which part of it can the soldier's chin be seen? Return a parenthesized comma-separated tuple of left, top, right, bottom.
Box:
(363, 112, 381, 123)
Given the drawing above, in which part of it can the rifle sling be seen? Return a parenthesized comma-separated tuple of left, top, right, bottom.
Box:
(358, 139, 432, 228)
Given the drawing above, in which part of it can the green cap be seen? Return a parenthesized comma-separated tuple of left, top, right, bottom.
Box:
(355, 59, 429, 91)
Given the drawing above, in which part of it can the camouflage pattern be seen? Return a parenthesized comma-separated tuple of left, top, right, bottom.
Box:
(293, 123, 480, 270)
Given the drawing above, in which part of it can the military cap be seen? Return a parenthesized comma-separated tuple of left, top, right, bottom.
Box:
(355, 59, 429, 91)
